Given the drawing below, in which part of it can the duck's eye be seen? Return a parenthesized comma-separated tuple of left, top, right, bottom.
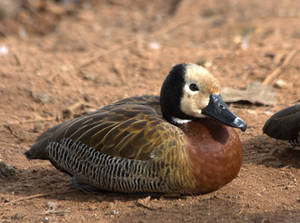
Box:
(189, 83, 199, 91)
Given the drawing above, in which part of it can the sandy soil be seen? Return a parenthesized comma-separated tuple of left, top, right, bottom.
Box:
(0, 0, 300, 222)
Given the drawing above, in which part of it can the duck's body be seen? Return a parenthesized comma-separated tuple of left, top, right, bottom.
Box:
(263, 103, 300, 146)
(25, 64, 246, 194)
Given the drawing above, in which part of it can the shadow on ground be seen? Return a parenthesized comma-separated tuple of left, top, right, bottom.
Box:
(1, 167, 163, 204)
(244, 135, 300, 168)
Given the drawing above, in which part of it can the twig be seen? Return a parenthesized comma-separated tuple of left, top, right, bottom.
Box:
(263, 49, 298, 85)
(12, 53, 21, 66)
(2, 117, 57, 126)
(135, 196, 159, 211)
(7, 189, 77, 204)
(44, 210, 71, 215)
(62, 101, 97, 118)
(4, 124, 23, 141)
(65, 101, 85, 112)
(0, 117, 57, 128)
(78, 17, 191, 69)
(66, 102, 97, 112)
(135, 202, 157, 211)
(0, 141, 20, 148)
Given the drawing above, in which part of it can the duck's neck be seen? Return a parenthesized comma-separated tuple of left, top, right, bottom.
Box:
(159, 84, 196, 126)
(160, 105, 194, 126)
(160, 64, 191, 125)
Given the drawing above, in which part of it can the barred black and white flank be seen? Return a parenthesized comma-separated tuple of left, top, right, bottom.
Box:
(47, 138, 169, 192)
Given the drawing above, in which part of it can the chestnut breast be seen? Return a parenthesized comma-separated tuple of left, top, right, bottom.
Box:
(182, 118, 242, 193)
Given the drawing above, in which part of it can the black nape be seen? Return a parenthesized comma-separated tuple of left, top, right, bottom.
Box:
(160, 64, 194, 125)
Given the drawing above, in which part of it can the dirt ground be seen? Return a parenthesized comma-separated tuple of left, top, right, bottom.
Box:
(0, 0, 300, 222)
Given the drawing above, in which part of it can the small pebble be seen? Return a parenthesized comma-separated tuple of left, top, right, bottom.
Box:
(0, 45, 9, 56)
(137, 196, 151, 205)
(204, 61, 212, 68)
(111, 210, 119, 215)
(46, 201, 57, 210)
(11, 213, 25, 220)
(30, 91, 52, 104)
(274, 79, 290, 89)
(32, 124, 43, 133)
(106, 209, 119, 215)
(0, 160, 16, 177)
(148, 41, 160, 50)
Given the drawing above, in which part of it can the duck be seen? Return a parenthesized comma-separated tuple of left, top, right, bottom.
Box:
(25, 63, 247, 194)
(263, 103, 300, 147)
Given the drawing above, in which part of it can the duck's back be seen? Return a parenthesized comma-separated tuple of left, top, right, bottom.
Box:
(25, 96, 197, 193)
(263, 104, 300, 141)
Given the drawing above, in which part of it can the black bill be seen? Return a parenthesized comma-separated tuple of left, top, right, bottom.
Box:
(202, 94, 247, 132)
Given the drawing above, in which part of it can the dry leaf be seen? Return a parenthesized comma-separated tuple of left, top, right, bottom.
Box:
(221, 81, 277, 106)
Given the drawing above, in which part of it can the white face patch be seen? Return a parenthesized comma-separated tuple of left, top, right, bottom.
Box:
(179, 64, 219, 118)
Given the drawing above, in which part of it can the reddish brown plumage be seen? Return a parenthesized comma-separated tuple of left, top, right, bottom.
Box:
(183, 118, 242, 193)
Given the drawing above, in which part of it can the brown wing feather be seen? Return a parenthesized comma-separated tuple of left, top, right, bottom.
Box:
(37, 95, 184, 161)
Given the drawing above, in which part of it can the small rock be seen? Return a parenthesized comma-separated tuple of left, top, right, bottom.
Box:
(0, 160, 16, 177)
(0, 45, 9, 56)
(148, 41, 160, 50)
(78, 70, 98, 81)
(204, 61, 212, 68)
(106, 202, 114, 209)
(43, 216, 49, 223)
(273, 53, 285, 65)
(233, 35, 242, 44)
(11, 213, 25, 220)
(111, 209, 119, 215)
(211, 18, 226, 27)
(274, 79, 291, 89)
(247, 110, 257, 114)
(264, 111, 272, 116)
(32, 124, 42, 133)
(137, 196, 151, 205)
(18, 26, 28, 39)
(30, 91, 52, 104)
(46, 201, 57, 210)
(106, 209, 119, 215)
(241, 37, 249, 50)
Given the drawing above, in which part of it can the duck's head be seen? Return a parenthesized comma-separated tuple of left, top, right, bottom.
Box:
(160, 63, 247, 132)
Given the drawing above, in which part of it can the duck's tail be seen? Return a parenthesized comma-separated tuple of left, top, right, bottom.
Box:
(24, 127, 57, 160)
(25, 122, 66, 160)
(24, 140, 49, 160)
